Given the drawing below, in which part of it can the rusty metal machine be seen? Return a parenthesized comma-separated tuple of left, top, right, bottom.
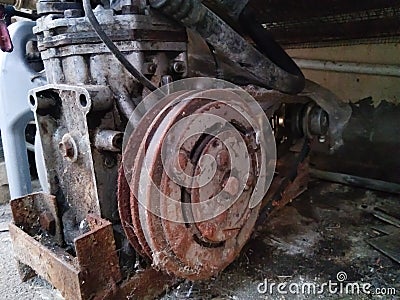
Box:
(0, 0, 369, 299)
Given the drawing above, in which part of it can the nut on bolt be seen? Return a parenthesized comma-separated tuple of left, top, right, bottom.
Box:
(172, 61, 186, 74)
(143, 62, 157, 74)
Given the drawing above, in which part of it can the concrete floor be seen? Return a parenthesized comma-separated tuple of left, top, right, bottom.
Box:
(0, 180, 399, 299)
(162, 180, 400, 299)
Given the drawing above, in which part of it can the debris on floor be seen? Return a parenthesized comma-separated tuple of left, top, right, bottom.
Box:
(161, 180, 399, 299)
(0, 180, 399, 299)
(367, 204, 400, 264)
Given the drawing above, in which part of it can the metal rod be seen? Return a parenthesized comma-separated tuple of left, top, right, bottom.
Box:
(310, 169, 400, 194)
(94, 130, 123, 152)
(294, 58, 400, 78)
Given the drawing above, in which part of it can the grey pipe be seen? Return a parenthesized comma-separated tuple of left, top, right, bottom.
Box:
(294, 58, 400, 78)
(310, 169, 400, 194)
(0, 21, 46, 199)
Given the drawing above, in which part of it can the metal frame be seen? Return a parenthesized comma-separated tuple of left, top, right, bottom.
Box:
(0, 20, 46, 198)
(9, 192, 175, 299)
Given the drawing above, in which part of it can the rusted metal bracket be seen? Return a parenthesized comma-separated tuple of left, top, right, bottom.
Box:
(29, 84, 120, 246)
(9, 192, 175, 299)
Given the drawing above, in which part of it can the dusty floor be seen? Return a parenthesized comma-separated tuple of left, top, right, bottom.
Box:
(0, 180, 399, 299)
(161, 181, 400, 299)
(0, 203, 63, 299)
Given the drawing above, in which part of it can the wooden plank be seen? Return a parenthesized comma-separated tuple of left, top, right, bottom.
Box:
(368, 232, 400, 264)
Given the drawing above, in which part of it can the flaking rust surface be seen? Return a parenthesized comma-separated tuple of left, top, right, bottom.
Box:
(1, 180, 399, 299)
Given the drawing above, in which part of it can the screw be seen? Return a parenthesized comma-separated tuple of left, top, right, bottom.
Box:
(143, 62, 157, 74)
(161, 75, 173, 88)
(172, 61, 186, 74)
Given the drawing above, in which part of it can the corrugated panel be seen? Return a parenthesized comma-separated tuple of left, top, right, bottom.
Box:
(248, 0, 400, 47)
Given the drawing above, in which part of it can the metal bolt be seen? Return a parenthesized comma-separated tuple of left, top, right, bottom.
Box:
(161, 75, 173, 86)
(143, 62, 157, 74)
(223, 176, 240, 196)
(172, 61, 186, 74)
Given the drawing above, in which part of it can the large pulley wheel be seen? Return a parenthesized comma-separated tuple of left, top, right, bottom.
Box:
(118, 86, 274, 280)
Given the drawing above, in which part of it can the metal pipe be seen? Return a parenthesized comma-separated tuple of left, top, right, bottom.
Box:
(94, 130, 123, 152)
(294, 58, 400, 78)
(310, 169, 400, 194)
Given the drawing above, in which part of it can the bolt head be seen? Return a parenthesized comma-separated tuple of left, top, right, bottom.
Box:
(172, 61, 186, 74)
(146, 63, 157, 74)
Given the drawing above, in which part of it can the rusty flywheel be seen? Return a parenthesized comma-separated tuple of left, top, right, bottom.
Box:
(118, 88, 273, 280)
